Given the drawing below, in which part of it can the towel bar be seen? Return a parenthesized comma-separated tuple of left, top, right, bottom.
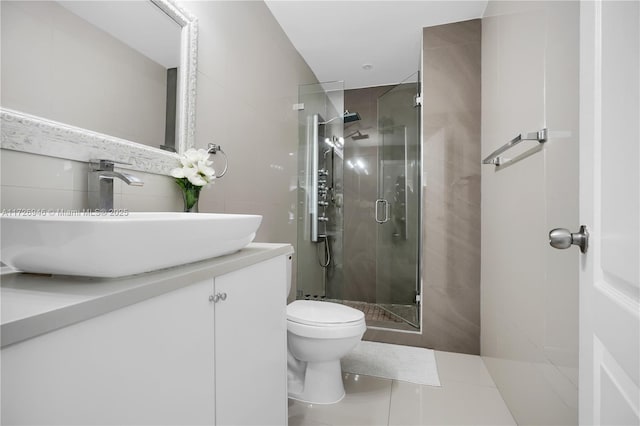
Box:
(483, 128, 547, 166)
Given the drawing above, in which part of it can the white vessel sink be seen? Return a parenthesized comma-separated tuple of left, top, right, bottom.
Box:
(1, 213, 262, 277)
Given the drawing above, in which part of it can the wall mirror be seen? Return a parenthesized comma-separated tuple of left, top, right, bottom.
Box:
(0, 0, 197, 174)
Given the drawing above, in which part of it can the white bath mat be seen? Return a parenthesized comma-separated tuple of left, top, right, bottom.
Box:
(341, 341, 441, 387)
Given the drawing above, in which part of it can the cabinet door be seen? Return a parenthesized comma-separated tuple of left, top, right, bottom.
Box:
(214, 256, 288, 426)
(1, 279, 216, 426)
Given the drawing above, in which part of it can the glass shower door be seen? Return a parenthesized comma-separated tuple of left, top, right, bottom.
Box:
(375, 72, 421, 329)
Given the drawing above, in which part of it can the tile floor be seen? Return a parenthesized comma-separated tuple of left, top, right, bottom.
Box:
(288, 350, 517, 426)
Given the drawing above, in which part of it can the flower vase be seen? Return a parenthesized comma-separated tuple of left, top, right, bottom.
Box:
(171, 148, 216, 213)
(177, 180, 202, 213)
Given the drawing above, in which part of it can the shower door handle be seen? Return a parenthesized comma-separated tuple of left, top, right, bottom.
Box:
(375, 199, 389, 224)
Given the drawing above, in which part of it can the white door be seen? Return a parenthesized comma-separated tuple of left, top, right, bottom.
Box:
(579, 1, 640, 425)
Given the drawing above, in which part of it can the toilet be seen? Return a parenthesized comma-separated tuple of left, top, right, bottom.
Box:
(286, 300, 366, 404)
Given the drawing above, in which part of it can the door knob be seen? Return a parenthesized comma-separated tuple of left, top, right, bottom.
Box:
(549, 225, 589, 253)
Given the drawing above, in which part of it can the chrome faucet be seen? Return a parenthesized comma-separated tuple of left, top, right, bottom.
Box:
(88, 160, 144, 211)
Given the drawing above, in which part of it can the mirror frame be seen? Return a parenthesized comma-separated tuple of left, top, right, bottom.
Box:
(0, 0, 198, 175)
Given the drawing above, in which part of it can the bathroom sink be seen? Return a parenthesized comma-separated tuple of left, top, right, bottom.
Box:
(0, 212, 262, 277)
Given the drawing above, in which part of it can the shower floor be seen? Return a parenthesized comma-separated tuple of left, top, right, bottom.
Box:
(337, 300, 419, 332)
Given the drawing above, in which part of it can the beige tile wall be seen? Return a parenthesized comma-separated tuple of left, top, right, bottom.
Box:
(182, 1, 316, 245)
(0, 1, 318, 295)
(481, 1, 579, 424)
(0, 150, 181, 212)
(366, 19, 482, 355)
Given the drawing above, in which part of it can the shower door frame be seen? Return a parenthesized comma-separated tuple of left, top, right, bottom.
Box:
(371, 72, 422, 333)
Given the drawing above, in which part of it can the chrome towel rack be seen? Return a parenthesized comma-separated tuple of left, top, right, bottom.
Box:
(483, 128, 547, 166)
(207, 143, 228, 178)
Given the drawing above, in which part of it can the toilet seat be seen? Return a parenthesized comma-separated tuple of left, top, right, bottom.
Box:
(287, 319, 366, 339)
(287, 300, 364, 326)
(287, 301, 366, 339)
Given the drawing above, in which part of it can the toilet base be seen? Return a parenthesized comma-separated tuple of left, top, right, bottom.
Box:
(288, 359, 345, 404)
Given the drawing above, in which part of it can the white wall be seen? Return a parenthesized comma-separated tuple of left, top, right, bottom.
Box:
(180, 0, 316, 248)
(481, 1, 580, 424)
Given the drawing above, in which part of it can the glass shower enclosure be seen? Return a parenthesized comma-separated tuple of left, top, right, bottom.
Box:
(296, 81, 344, 302)
(374, 72, 421, 329)
(297, 75, 421, 332)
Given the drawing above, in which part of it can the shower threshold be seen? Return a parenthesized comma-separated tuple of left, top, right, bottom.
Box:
(332, 300, 419, 331)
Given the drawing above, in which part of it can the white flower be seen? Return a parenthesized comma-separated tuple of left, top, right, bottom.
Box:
(181, 148, 209, 166)
(170, 168, 187, 179)
(170, 148, 216, 187)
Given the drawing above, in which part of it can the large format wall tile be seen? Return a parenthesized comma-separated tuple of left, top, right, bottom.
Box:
(355, 20, 481, 354)
(480, 2, 579, 424)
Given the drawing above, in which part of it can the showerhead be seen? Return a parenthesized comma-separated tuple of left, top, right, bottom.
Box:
(352, 131, 369, 140)
(343, 110, 361, 123)
(319, 110, 361, 125)
(345, 130, 369, 140)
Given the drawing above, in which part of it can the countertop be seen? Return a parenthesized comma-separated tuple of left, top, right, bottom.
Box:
(1, 243, 293, 348)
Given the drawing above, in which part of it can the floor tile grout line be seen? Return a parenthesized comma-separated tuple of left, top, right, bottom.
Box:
(440, 378, 499, 389)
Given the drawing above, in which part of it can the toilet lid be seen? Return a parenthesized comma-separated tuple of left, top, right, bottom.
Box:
(287, 300, 364, 326)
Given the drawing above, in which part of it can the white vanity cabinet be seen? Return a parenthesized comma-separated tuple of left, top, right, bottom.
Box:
(2, 279, 217, 425)
(213, 255, 288, 426)
(1, 249, 290, 426)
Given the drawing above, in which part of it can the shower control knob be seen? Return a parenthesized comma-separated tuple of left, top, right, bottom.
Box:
(318, 216, 329, 222)
(318, 201, 329, 207)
